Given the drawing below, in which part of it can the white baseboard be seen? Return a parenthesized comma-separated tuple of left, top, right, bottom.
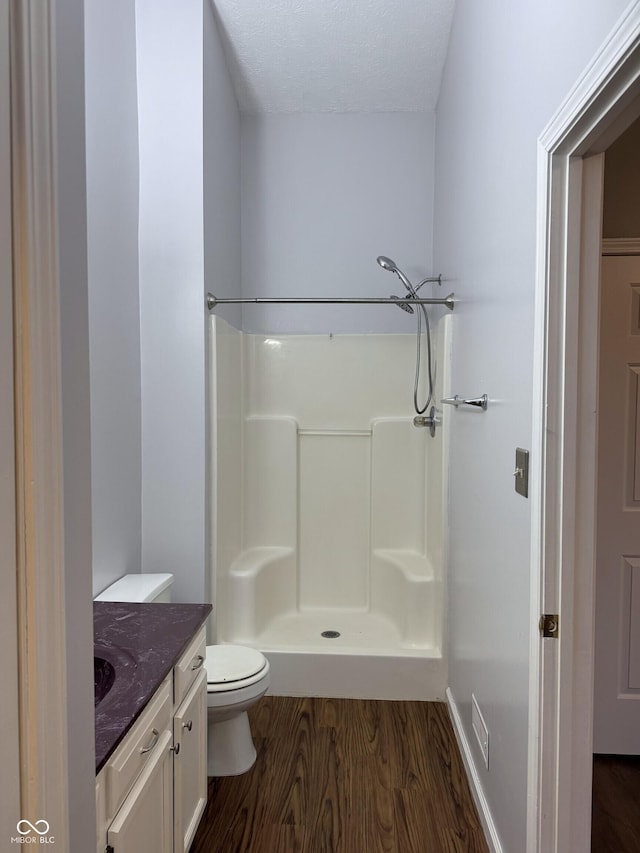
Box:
(446, 688, 503, 853)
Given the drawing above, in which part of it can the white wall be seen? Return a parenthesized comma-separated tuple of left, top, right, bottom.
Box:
(204, 0, 242, 331)
(433, 1, 630, 850)
(204, 0, 242, 614)
(85, 0, 142, 597)
(55, 0, 96, 848)
(240, 112, 436, 334)
(136, 0, 205, 601)
(136, 0, 241, 603)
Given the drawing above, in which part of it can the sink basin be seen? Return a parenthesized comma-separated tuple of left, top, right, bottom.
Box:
(94, 656, 116, 707)
(94, 641, 138, 710)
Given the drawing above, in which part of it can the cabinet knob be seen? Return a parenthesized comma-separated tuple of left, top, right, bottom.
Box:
(170, 742, 180, 755)
(182, 720, 193, 732)
(190, 654, 205, 671)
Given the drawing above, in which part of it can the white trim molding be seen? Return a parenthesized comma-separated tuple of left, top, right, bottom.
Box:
(539, 3, 640, 154)
(531, 2, 640, 851)
(0, 0, 21, 841)
(10, 0, 69, 845)
(602, 237, 640, 254)
(446, 689, 503, 853)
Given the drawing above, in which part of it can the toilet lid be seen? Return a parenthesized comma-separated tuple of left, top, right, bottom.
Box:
(205, 644, 267, 684)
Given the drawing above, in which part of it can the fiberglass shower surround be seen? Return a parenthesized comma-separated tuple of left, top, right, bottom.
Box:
(209, 296, 452, 700)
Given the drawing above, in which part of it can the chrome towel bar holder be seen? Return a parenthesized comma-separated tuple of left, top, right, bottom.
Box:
(441, 394, 488, 410)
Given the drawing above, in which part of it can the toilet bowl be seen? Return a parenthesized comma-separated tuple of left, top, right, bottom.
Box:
(204, 644, 270, 777)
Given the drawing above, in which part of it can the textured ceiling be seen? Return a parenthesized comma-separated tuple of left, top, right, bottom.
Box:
(211, 0, 456, 113)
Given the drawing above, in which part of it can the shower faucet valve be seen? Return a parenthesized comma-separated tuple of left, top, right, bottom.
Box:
(413, 407, 440, 437)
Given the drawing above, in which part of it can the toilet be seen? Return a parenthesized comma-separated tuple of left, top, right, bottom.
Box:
(94, 573, 270, 777)
(204, 643, 270, 776)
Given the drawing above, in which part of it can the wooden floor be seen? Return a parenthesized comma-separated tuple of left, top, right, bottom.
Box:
(191, 696, 488, 853)
(592, 755, 640, 852)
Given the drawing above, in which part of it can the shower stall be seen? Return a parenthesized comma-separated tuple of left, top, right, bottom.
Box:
(209, 304, 451, 700)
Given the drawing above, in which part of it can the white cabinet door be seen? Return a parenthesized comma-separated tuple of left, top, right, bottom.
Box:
(594, 253, 640, 753)
(173, 670, 207, 853)
(107, 729, 173, 853)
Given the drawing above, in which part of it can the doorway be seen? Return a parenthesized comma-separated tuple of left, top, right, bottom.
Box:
(591, 117, 640, 851)
(531, 6, 640, 851)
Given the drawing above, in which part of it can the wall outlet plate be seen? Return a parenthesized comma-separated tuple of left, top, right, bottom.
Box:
(471, 693, 489, 769)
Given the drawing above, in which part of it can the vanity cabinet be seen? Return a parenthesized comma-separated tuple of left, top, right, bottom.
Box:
(96, 627, 208, 853)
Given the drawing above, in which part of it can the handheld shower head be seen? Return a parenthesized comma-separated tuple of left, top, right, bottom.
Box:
(376, 255, 417, 297)
(376, 255, 436, 420)
(377, 256, 398, 273)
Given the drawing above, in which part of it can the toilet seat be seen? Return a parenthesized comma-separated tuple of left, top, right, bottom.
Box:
(205, 644, 268, 693)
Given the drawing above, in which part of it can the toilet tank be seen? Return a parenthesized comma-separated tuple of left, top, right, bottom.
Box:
(94, 573, 174, 603)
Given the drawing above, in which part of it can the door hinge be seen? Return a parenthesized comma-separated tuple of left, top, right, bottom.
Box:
(539, 614, 559, 638)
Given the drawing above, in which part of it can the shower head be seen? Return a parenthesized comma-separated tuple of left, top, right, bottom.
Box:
(377, 256, 398, 273)
(390, 294, 414, 314)
(376, 255, 417, 297)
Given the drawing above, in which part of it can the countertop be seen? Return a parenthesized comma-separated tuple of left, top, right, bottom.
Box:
(94, 601, 212, 773)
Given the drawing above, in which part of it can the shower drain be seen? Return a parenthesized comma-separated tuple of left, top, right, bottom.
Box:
(321, 630, 341, 639)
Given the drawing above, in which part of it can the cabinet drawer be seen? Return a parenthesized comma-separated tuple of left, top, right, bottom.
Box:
(106, 676, 172, 820)
(174, 627, 206, 708)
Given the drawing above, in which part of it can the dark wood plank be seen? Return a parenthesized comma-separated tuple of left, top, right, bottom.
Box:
(251, 823, 307, 853)
(394, 788, 445, 852)
(257, 700, 314, 828)
(345, 756, 395, 853)
(385, 700, 441, 792)
(306, 725, 344, 851)
(592, 754, 640, 853)
(191, 696, 489, 853)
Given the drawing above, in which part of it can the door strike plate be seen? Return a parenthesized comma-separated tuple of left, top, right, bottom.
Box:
(539, 614, 559, 638)
(514, 448, 529, 497)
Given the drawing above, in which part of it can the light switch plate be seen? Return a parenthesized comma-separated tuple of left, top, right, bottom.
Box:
(515, 447, 529, 498)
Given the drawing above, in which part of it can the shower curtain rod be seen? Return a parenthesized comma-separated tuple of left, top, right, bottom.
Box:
(206, 292, 456, 311)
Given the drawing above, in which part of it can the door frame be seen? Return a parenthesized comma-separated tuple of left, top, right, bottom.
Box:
(530, 4, 640, 851)
(10, 0, 70, 844)
(0, 0, 21, 841)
